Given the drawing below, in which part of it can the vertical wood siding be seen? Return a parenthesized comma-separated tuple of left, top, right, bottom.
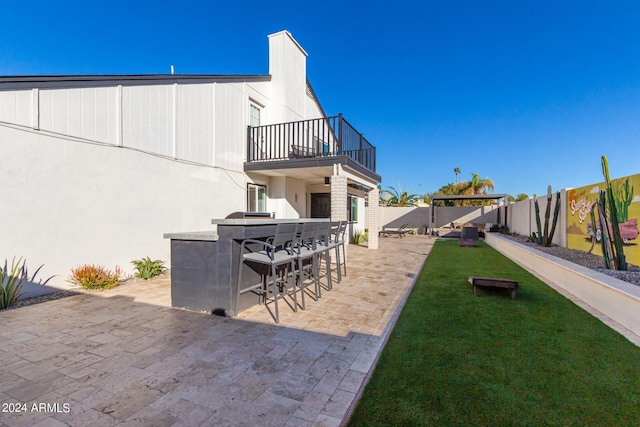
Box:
(0, 89, 33, 127)
(122, 85, 173, 156)
(1, 83, 231, 168)
(38, 87, 119, 144)
(176, 83, 215, 165)
(214, 83, 245, 170)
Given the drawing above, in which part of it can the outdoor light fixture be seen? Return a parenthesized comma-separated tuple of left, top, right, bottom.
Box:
(324, 177, 330, 186)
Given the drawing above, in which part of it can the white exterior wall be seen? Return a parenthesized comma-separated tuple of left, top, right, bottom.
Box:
(265, 176, 306, 219)
(284, 177, 307, 218)
(269, 177, 288, 218)
(0, 123, 245, 290)
(305, 89, 324, 120)
(268, 31, 307, 123)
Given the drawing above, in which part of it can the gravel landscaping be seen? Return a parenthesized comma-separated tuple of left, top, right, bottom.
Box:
(501, 233, 640, 286)
(2, 274, 167, 311)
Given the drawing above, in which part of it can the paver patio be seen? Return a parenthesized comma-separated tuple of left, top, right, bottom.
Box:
(0, 235, 434, 426)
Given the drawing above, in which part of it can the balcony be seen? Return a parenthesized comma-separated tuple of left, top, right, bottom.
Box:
(245, 114, 378, 182)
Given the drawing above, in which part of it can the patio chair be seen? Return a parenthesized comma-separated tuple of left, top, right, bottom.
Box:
(379, 223, 410, 238)
(236, 222, 298, 323)
(459, 226, 478, 247)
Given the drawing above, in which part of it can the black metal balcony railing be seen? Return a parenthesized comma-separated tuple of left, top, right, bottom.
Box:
(247, 114, 376, 172)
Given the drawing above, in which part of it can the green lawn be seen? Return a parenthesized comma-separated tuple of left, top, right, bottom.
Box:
(348, 240, 640, 426)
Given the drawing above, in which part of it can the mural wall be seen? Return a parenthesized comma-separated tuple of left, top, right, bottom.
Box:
(567, 174, 640, 267)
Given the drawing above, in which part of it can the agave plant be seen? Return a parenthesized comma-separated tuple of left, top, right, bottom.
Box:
(131, 257, 166, 280)
(1, 257, 52, 309)
(0, 257, 26, 309)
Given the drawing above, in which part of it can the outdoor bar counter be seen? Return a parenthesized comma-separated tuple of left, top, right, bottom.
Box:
(164, 218, 327, 317)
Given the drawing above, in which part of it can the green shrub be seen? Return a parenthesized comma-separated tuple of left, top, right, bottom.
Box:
(1, 257, 52, 309)
(68, 264, 122, 290)
(351, 230, 368, 245)
(131, 257, 166, 280)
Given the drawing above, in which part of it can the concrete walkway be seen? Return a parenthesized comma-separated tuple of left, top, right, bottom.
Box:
(0, 235, 434, 427)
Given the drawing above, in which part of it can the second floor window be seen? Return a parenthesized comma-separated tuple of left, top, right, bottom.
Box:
(250, 104, 261, 127)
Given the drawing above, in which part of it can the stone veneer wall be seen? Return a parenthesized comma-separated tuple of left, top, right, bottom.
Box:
(330, 175, 348, 221)
(331, 174, 349, 262)
(367, 187, 380, 249)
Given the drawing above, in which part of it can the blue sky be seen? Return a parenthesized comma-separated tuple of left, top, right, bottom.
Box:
(2, 1, 639, 197)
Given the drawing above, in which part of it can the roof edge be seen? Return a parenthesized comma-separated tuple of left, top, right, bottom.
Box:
(0, 74, 272, 89)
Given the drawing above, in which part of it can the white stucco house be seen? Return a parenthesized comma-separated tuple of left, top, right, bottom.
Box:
(0, 31, 381, 289)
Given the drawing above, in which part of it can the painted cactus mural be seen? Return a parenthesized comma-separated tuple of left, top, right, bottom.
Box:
(612, 177, 633, 223)
(567, 165, 640, 269)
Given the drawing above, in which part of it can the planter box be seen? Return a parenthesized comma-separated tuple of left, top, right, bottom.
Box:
(485, 233, 640, 338)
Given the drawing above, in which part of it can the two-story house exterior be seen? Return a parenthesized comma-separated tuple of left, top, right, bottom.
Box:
(0, 31, 380, 289)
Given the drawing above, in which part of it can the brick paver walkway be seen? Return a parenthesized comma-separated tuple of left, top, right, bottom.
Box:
(0, 235, 434, 426)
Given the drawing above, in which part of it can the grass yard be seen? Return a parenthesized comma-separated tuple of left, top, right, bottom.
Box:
(347, 239, 640, 426)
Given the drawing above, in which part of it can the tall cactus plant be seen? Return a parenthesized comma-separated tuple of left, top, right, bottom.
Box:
(548, 190, 561, 246)
(542, 186, 552, 246)
(596, 191, 615, 269)
(533, 185, 561, 247)
(534, 194, 542, 245)
(601, 155, 627, 270)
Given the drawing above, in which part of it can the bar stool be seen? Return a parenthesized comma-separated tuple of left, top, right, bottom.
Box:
(236, 222, 298, 323)
(293, 221, 321, 308)
(330, 221, 348, 282)
(314, 221, 334, 292)
(335, 221, 349, 281)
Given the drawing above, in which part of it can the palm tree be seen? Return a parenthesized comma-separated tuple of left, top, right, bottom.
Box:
(433, 174, 495, 206)
(459, 173, 495, 205)
(454, 167, 461, 184)
(385, 185, 420, 207)
(466, 173, 495, 196)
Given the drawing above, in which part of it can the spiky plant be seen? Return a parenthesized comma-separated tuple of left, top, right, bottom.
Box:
(533, 186, 561, 247)
(0, 257, 26, 309)
(1, 257, 52, 309)
(131, 257, 166, 280)
(601, 155, 626, 270)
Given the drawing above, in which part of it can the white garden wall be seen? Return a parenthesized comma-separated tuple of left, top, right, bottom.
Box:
(507, 190, 568, 247)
